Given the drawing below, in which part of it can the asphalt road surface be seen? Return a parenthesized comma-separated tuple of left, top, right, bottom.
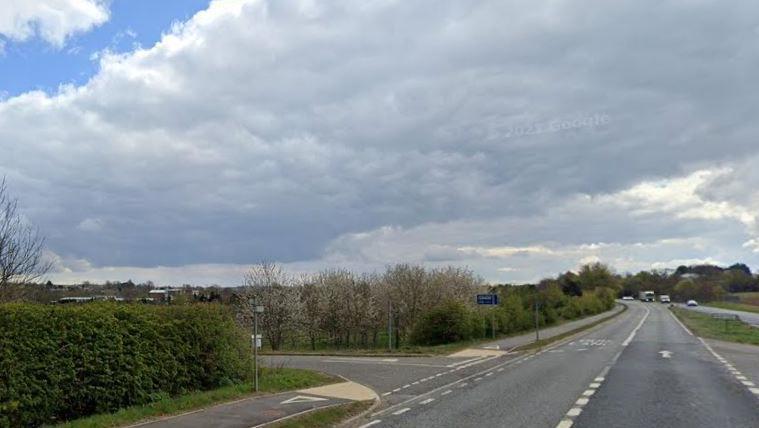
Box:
(272, 302, 759, 427)
(678, 303, 759, 327)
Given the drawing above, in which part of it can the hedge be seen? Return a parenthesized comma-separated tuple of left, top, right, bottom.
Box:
(0, 303, 251, 427)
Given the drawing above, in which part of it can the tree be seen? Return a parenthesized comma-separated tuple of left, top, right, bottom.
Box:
(238, 262, 297, 351)
(0, 178, 51, 291)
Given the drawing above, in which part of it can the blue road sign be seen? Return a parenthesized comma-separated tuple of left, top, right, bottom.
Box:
(477, 294, 499, 305)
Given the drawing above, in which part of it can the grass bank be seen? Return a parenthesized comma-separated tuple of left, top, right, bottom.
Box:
(706, 301, 759, 314)
(54, 368, 340, 428)
(269, 401, 374, 428)
(672, 308, 759, 346)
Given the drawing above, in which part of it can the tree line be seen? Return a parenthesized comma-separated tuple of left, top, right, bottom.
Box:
(235, 262, 618, 350)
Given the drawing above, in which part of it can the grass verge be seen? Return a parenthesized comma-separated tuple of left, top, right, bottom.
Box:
(516, 303, 628, 351)
(54, 368, 341, 428)
(706, 301, 759, 314)
(262, 306, 625, 357)
(269, 400, 374, 428)
(672, 308, 759, 346)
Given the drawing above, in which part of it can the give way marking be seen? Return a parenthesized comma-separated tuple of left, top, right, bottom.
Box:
(658, 350, 673, 359)
(281, 395, 329, 404)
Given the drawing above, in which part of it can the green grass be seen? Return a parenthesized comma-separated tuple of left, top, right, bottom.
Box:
(707, 301, 759, 314)
(54, 368, 340, 428)
(672, 308, 759, 346)
(269, 400, 374, 428)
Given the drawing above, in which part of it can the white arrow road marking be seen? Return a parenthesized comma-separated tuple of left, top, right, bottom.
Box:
(280, 395, 329, 404)
(658, 350, 673, 359)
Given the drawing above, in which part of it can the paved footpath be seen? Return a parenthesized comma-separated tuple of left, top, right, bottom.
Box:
(130, 381, 376, 428)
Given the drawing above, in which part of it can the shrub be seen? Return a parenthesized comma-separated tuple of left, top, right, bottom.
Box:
(410, 300, 474, 345)
(0, 303, 250, 427)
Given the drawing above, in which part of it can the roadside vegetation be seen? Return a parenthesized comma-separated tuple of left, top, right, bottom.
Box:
(672, 308, 759, 346)
(706, 301, 759, 314)
(55, 368, 338, 428)
(269, 400, 374, 428)
(1, 303, 255, 427)
(237, 262, 618, 353)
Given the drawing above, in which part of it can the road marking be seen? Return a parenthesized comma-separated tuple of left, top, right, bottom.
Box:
(589, 383, 600, 388)
(419, 398, 435, 404)
(622, 305, 650, 346)
(402, 384, 410, 389)
(412, 381, 419, 385)
(392, 388, 400, 392)
(497, 368, 504, 372)
(575, 398, 589, 406)
(459, 382, 468, 387)
(446, 356, 485, 368)
(582, 389, 595, 397)
(474, 377, 483, 381)
(594, 377, 604, 382)
(556, 419, 573, 428)
(548, 349, 564, 353)
(658, 350, 673, 359)
(382, 392, 391, 396)
(485, 372, 493, 377)
(441, 390, 452, 396)
(567, 408, 582, 417)
(393, 408, 410, 415)
(280, 395, 329, 404)
(697, 337, 759, 401)
(669, 310, 693, 336)
(358, 421, 381, 428)
(576, 348, 588, 351)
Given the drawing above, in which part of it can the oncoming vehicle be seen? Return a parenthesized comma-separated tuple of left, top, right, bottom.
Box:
(622, 296, 634, 301)
(659, 295, 671, 303)
(638, 291, 655, 302)
(686, 300, 699, 307)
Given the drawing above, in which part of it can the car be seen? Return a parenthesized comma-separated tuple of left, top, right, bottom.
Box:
(659, 295, 671, 303)
(686, 300, 699, 307)
(622, 296, 634, 301)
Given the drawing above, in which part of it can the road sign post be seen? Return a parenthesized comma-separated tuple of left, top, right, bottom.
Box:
(476, 294, 499, 339)
(249, 300, 264, 392)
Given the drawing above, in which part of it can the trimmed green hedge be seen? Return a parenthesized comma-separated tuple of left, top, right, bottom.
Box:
(0, 303, 251, 427)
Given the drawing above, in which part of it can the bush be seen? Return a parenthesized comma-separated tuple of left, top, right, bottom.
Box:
(0, 303, 250, 427)
(410, 300, 474, 345)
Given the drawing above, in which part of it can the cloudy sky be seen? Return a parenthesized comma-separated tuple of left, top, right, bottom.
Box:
(1, 0, 758, 285)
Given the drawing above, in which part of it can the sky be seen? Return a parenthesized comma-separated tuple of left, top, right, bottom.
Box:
(1, 0, 759, 286)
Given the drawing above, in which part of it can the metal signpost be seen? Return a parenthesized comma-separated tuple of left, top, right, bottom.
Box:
(249, 300, 265, 392)
(477, 294, 499, 339)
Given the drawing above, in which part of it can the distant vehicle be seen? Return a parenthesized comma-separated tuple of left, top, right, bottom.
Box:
(622, 296, 634, 301)
(639, 291, 655, 302)
(659, 295, 671, 303)
(686, 300, 699, 307)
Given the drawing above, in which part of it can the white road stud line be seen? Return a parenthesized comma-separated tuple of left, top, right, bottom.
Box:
(392, 408, 410, 415)
(358, 421, 382, 428)
(697, 336, 759, 400)
(669, 309, 693, 336)
(622, 305, 650, 346)
(419, 398, 435, 405)
(441, 390, 452, 396)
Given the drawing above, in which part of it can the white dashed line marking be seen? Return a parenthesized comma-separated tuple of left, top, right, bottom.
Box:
(358, 421, 381, 428)
(575, 398, 589, 406)
(441, 390, 452, 396)
(697, 336, 759, 400)
(589, 383, 601, 388)
(582, 390, 595, 397)
(567, 408, 582, 417)
(420, 398, 435, 405)
(556, 419, 573, 428)
(382, 392, 392, 396)
(393, 408, 410, 415)
(474, 377, 483, 382)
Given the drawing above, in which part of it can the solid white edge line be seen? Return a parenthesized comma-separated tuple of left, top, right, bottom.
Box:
(669, 309, 694, 336)
(622, 305, 650, 346)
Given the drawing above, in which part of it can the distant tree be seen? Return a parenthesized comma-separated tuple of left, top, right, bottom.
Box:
(576, 263, 620, 292)
(239, 262, 297, 351)
(0, 178, 51, 292)
(727, 263, 752, 276)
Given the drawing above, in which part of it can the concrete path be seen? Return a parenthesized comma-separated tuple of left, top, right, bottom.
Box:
(132, 381, 375, 428)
